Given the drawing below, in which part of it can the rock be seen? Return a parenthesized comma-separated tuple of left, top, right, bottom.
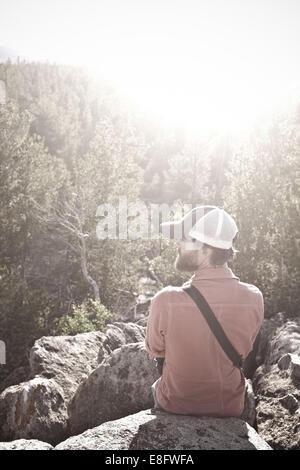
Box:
(136, 317, 148, 327)
(0, 439, 53, 450)
(278, 394, 299, 414)
(278, 353, 293, 370)
(252, 315, 300, 449)
(0, 330, 112, 444)
(104, 322, 146, 353)
(0, 377, 66, 444)
(278, 353, 300, 383)
(3, 311, 298, 449)
(115, 322, 146, 343)
(291, 355, 300, 382)
(103, 324, 127, 352)
(29, 331, 109, 401)
(0, 324, 150, 445)
(264, 318, 300, 365)
(68, 342, 159, 436)
(253, 362, 300, 450)
(255, 313, 286, 366)
(56, 409, 272, 450)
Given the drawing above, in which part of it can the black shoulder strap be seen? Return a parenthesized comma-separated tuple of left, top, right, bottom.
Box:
(183, 284, 244, 370)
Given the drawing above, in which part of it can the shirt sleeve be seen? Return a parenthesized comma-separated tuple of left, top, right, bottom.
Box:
(251, 289, 265, 343)
(145, 291, 167, 359)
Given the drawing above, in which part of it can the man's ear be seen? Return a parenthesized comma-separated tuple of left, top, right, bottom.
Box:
(201, 244, 213, 258)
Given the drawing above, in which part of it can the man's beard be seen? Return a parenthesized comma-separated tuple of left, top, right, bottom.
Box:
(174, 250, 200, 272)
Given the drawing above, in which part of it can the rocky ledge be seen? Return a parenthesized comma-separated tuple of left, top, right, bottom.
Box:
(253, 315, 300, 450)
(55, 409, 271, 451)
(0, 311, 299, 450)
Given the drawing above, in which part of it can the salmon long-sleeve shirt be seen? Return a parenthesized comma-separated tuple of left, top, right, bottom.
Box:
(145, 266, 264, 417)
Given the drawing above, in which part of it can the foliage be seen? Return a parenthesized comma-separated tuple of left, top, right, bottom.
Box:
(0, 265, 60, 375)
(224, 115, 300, 316)
(54, 299, 113, 336)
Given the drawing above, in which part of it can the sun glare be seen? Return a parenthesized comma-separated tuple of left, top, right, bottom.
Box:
(88, 35, 290, 136)
(3, 0, 300, 135)
(82, 2, 297, 137)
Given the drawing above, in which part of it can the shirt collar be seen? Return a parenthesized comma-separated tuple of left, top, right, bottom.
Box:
(192, 265, 240, 281)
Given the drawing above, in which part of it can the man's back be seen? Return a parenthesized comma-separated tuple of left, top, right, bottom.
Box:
(145, 266, 264, 417)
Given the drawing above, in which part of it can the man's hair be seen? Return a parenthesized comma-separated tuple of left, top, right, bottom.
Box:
(203, 233, 238, 266)
(203, 244, 234, 266)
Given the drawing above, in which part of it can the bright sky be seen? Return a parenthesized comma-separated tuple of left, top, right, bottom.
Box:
(1, 0, 300, 134)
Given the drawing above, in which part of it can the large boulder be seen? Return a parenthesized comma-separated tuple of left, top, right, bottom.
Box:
(253, 316, 300, 450)
(56, 409, 272, 450)
(0, 439, 53, 450)
(29, 331, 109, 401)
(0, 325, 144, 444)
(264, 318, 300, 365)
(255, 313, 286, 367)
(68, 342, 159, 436)
(0, 377, 66, 444)
(241, 313, 286, 379)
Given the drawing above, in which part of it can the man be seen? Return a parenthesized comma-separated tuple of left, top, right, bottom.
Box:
(145, 205, 264, 418)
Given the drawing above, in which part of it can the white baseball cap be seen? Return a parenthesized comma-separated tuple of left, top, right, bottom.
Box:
(159, 205, 238, 250)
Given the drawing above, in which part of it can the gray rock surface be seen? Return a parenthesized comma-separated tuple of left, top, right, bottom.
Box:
(68, 342, 159, 436)
(103, 322, 145, 354)
(253, 362, 300, 450)
(0, 331, 108, 444)
(265, 319, 300, 365)
(2, 312, 299, 450)
(0, 377, 66, 444)
(253, 317, 300, 450)
(136, 317, 148, 328)
(29, 331, 109, 401)
(0, 323, 146, 444)
(255, 313, 286, 366)
(0, 439, 53, 450)
(56, 409, 272, 450)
